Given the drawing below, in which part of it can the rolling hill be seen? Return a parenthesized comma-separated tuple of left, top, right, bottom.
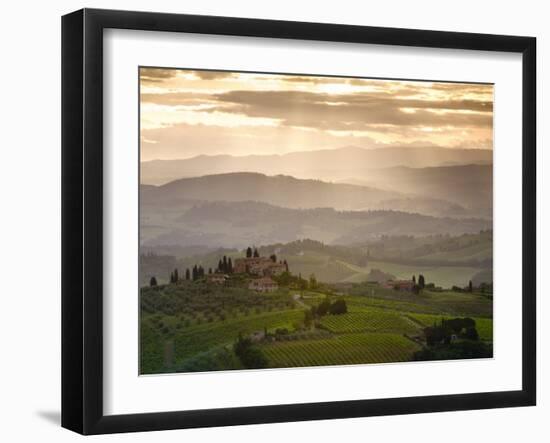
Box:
(141, 170, 488, 216)
(142, 172, 402, 211)
(140, 197, 492, 249)
(140, 235, 492, 287)
(141, 146, 492, 185)
(337, 164, 493, 216)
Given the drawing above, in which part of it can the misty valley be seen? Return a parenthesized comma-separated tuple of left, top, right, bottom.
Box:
(139, 147, 493, 374)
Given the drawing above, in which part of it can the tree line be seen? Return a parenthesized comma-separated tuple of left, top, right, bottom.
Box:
(149, 254, 240, 287)
(304, 298, 348, 328)
(246, 247, 260, 258)
(217, 255, 233, 274)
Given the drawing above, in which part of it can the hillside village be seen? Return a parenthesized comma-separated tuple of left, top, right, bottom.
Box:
(151, 243, 489, 296)
(157, 247, 291, 293)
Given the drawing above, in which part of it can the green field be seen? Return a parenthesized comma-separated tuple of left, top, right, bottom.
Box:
(262, 333, 420, 368)
(141, 301, 304, 373)
(344, 284, 493, 318)
(319, 311, 419, 334)
(360, 261, 482, 289)
(283, 254, 484, 288)
(140, 276, 493, 374)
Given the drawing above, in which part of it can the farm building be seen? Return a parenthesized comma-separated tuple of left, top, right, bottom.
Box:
(206, 273, 228, 284)
(248, 277, 278, 293)
(382, 280, 415, 291)
(234, 257, 288, 277)
(264, 262, 287, 276)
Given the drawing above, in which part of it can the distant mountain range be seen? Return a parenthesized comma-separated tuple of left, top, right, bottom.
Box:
(141, 146, 492, 185)
(142, 172, 400, 211)
(142, 164, 492, 217)
(337, 164, 493, 216)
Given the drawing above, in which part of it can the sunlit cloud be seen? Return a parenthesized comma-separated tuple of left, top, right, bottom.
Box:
(139, 68, 493, 161)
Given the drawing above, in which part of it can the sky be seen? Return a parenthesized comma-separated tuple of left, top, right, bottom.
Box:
(139, 68, 493, 162)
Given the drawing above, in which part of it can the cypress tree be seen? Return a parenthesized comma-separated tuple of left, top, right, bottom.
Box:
(150, 276, 157, 287)
(418, 274, 425, 289)
(246, 247, 252, 258)
(185, 268, 190, 280)
(228, 257, 233, 274)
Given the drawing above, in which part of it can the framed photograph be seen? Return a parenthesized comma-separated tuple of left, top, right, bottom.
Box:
(62, 8, 536, 435)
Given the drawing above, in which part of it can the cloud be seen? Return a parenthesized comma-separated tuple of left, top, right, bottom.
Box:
(141, 84, 492, 130)
(192, 70, 235, 80)
(140, 121, 381, 160)
(139, 68, 179, 84)
(139, 70, 493, 159)
(207, 90, 492, 130)
(140, 92, 214, 106)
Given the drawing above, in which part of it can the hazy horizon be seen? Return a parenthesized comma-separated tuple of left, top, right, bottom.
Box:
(140, 68, 494, 162)
(140, 144, 493, 163)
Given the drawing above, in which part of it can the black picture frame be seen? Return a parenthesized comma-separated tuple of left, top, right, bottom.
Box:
(62, 8, 536, 435)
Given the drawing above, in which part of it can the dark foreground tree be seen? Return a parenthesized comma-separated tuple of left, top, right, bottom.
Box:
(413, 340, 492, 361)
(228, 257, 233, 273)
(309, 273, 318, 290)
(233, 334, 268, 369)
(316, 298, 331, 316)
(329, 299, 348, 315)
(464, 326, 479, 341)
(149, 276, 157, 287)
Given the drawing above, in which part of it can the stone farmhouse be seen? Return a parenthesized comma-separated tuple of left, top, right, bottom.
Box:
(382, 279, 415, 291)
(234, 257, 287, 277)
(248, 277, 278, 293)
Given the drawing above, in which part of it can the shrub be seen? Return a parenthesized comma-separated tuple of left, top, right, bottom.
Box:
(329, 299, 347, 315)
(463, 327, 480, 341)
(233, 335, 268, 369)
